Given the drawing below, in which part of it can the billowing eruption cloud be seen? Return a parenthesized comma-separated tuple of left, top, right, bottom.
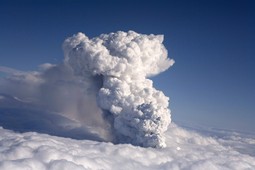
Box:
(63, 31, 174, 148)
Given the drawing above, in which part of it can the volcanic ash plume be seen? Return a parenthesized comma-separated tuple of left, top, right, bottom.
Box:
(63, 31, 174, 148)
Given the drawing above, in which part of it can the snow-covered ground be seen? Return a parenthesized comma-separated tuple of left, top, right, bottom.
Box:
(0, 123, 255, 170)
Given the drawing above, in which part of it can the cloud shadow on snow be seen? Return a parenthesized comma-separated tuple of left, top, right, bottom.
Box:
(0, 94, 106, 142)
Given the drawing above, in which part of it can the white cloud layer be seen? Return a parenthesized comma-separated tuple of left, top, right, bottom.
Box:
(0, 124, 255, 170)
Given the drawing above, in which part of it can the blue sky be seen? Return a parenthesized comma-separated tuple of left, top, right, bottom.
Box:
(0, 0, 255, 133)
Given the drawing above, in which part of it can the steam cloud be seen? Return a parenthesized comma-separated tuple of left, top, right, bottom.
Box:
(63, 31, 174, 148)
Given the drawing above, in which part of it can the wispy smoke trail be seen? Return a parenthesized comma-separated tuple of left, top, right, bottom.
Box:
(63, 31, 174, 148)
(0, 64, 113, 141)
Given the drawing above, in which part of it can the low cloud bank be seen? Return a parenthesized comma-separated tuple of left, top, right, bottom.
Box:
(0, 124, 254, 170)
